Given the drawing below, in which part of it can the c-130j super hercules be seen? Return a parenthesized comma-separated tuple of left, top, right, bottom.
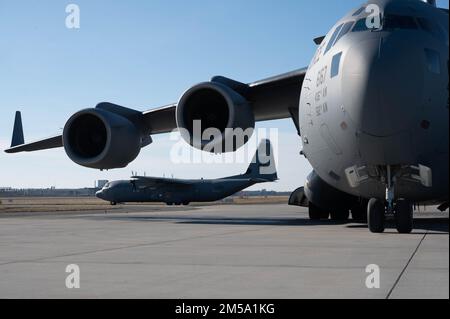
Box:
(6, 0, 448, 233)
(95, 139, 278, 206)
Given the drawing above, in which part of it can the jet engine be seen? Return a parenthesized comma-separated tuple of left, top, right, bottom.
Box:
(63, 108, 142, 169)
(176, 82, 255, 153)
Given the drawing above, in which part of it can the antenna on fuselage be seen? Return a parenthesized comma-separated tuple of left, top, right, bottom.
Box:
(422, 0, 437, 7)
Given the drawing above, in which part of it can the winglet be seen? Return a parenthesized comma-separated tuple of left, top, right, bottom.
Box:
(11, 111, 25, 148)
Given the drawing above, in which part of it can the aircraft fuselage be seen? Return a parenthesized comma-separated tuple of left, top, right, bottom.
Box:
(96, 179, 257, 205)
(299, 0, 449, 204)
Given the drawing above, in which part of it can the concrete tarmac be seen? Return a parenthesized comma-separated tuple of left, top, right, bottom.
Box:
(0, 204, 448, 299)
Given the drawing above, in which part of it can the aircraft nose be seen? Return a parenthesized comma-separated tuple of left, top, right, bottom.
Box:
(342, 34, 424, 137)
(96, 190, 105, 200)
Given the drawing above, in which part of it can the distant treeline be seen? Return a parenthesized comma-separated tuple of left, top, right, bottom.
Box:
(0, 188, 99, 198)
(0, 188, 290, 198)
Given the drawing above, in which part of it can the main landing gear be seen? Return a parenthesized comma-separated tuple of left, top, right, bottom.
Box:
(308, 202, 331, 220)
(367, 166, 414, 234)
(351, 199, 368, 222)
(308, 202, 350, 221)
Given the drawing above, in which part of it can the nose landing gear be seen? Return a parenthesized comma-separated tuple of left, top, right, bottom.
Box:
(367, 199, 414, 234)
(367, 166, 414, 234)
(367, 198, 385, 233)
(395, 199, 413, 234)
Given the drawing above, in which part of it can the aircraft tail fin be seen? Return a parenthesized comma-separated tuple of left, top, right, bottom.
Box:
(11, 111, 25, 148)
(244, 139, 278, 182)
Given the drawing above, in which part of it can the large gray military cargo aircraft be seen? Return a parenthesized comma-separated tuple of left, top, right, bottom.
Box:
(6, 0, 448, 233)
(95, 139, 278, 205)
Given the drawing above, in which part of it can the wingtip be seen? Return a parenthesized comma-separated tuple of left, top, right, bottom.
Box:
(4, 144, 22, 154)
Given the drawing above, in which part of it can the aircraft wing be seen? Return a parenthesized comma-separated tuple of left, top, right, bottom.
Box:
(131, 176, 195, 188)
(5, 111, 63, 153)
(5, 67, 307, 153)
(140, 67, 308, 134)
(5, 135, 63, 153)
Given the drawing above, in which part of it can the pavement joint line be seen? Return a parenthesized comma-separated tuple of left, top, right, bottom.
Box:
(0, 227, 270, 267)
(0, 259, 377, 270)
(386, 231, 428, 299)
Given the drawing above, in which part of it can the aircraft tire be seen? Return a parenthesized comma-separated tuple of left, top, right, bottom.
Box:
(367, 198, 385, 233)
(395, 199, 413, 234)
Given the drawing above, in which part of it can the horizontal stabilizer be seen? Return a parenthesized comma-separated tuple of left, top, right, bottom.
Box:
(250, 177, 277, 183)
(245, 139, 278, 182)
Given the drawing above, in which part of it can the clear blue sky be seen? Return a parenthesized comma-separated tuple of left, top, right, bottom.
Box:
(0, 0, 448, 190)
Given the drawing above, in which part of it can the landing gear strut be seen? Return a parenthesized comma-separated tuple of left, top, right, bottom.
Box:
(385, 166, 395, 216)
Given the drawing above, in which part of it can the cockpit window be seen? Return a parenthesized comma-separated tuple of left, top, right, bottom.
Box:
(352, 7, 366, 16)
(383, 15, 418, 31)
(334, 21, 355, 45)
(324, 24, 344, 55)
(424, 49, 441, 74)
(331, 52, 343, 78)
(352, 18, 371, 32)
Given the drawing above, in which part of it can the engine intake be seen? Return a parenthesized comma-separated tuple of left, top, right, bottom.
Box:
(176, 82, 255, 153)
(63, 109, 142, 169)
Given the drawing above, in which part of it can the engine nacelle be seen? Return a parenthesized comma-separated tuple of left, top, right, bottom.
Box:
(63, 108, 142, 169)
(304, 171, 358, 211)
(176, 82, 255, 153)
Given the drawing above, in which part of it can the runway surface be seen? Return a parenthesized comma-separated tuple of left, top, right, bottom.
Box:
(0, 204, 448, 299)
